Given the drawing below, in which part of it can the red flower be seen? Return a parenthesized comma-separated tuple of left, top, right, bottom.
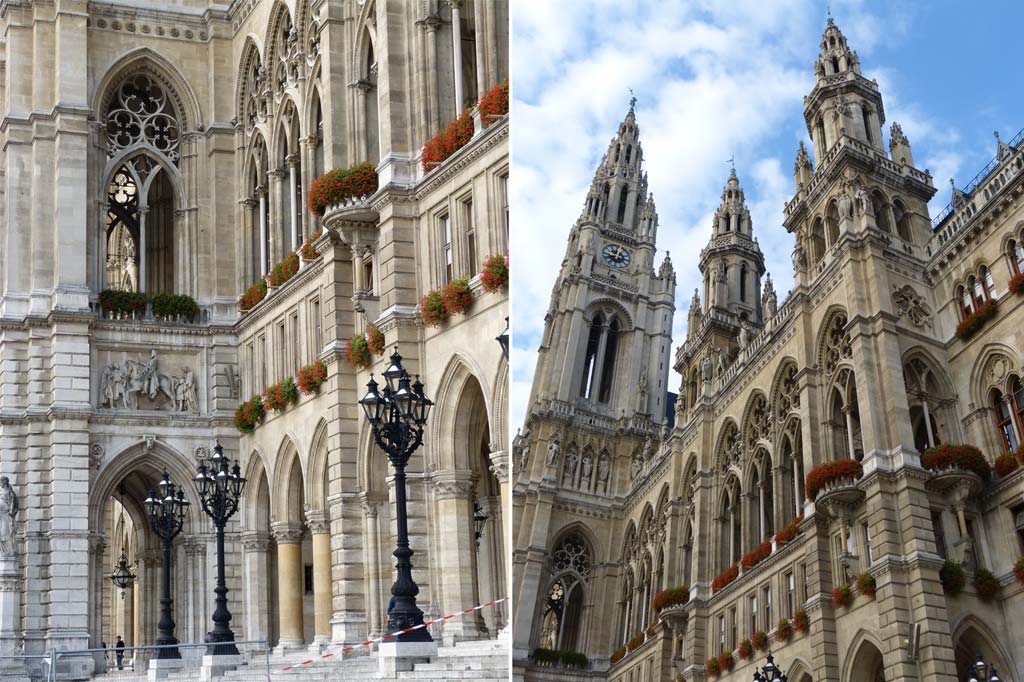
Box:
(750, 630, 768, 651)
(805, 458, 863, 500)
(626, 633, 644, 653)
(855, 572, 876, 598)
(422, 109, 475, 172)
(717, 650, 734, 671)
(775, 618, 792, 643)
(300, 229, 323, 260)
(955, 299, 998, 341)
(1009, 272, 1024, 296)
(480, 252, 509, 293)
(238, 278, 268, 312)
(920, 444, 991, 480)
(737, 639, 753, 659)
(774, 514, 803, 545)
(267, 252, 300, 288)
(974, 568, 999, 601)
(476, 78, 509, 119)
(367, 324, 385, 356)
(940, 559, 966, 595)
(420, 289, 449, 327)
(344, 335, 372, 370)
(793, 609, 809, 633)
(832, 584, 853, 609)
(705, 657, 720, 677)
(995, 452, 1019, 477)
(1014, 557, 1024, 587)
(652, 586, 689, 613)
(441, 278, 474, 316)
(741, 539, 773, 570)
(233, 395, 265, 433)
(297, 360, 328, 396)
(609, 646, 625, 665)
(711, 564, 739, 594)
(307, 162, 379, 216)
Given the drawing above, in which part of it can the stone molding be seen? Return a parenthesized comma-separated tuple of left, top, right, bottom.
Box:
(487, 450, 509, 483)
(431, 472, 476, 500)
(304, 510, 331, 535)
(240, 531, 271, 553)
(271, 522, 305, 545)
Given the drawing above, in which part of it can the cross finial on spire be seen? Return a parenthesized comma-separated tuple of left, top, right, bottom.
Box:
(826, 2, 832, 22)
(629, 88, 637, 112)
(994, 130, 1001, 143)
(726, 155, 735, 169)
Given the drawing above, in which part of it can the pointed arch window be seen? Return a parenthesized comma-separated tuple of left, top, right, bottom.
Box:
(740, 263, 748, 302)
(981, 266, 997, 299)
(579, 313, 621, 405)
(624, 145, 632, 165)
(597, 317, 620, 403)
(861, 105, 873, 144)
(579, 314, 603, 399)
(1011, 239, 1024, 275)
(992, 388, 1018, 452)
(540, 535, 590, 653)
(616, 190, 628, 224)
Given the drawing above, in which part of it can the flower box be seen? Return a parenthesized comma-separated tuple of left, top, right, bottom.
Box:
(263, 377, 299, 412)
(711, 564, 739, 594)
(308, 162, 379, 217)
(441, 277, 474, 315)
(955, 299, 997, 341)
(99, 289, 149, 318)
(974, 568, 999, 601)
(750, 630, 768, 652)
(345, 334, 373, 370)
(420, 289, 448, 327)
(609, 646, 626, 665)
(939, 560, 965, 595)
(805, 458, 863, 500)
(793, 609, 809, 633)
(737, 638, 753, 659)
(626, 633, 644, 652)
(705, 657, 720, 677)
(367, 324, 385, 355)
(741, 539, 772, 570)
(476, 78, 509, 121)
(652, 585, 689, 613)
(832, 583, 853, 609)
(267, 252, 300, 288)
(297, 359, 328, 396)
(480, 252, 509, 293)
(775, 618, 792, 643)
(774, 514, 803, 545)
(300, 229, 323, 261)
(422, 109, 474, 172)
(233, 395, 265, 434)
(717, 650, 734, 671)
(921, 444, 991, 480)
(995, 452, 1019, 477)
(1014, 557, 1024, 587)
(151, 293, 199, 321)
(856, 572, 876, 598)
(239, 278, 268, 312)
(1009, 272, 1024, 296)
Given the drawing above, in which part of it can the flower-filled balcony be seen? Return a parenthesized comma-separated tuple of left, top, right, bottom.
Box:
(93, 290, 209, 324)
(805, 458, 865, 517)
(921, 444, 990, 498)
(309, 162, 380, 245)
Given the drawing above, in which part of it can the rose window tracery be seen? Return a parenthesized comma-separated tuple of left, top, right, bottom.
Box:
(776, 363, 800, 422)
(823, 314, 852, 376)
(552, 534, 590, 579)
(105, 74, 180, 163)
(718, 423, 742, 472)
(745, 395, 771, 451)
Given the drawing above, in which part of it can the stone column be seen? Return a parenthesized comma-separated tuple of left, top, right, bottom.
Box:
(271, 523, 305, 653)
(267, 168, 287, 264)
(0, 556, 28, 681)
(287, 154, 301, 251)
(487, 448, 510, 631)
(240, 531, 271, 643)
(256, 186, 269, 277)
(433, 472, 486, 644)
(304, 511, 332, 650)
(449, 0, 464, 110)
(137, 206, 148, 293)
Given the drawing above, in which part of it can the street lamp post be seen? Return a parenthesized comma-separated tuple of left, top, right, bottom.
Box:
(496, 317, 509, 359)
(193, 442, 247, 656)
(359, 347, 434, 643)
(144, 471, 189, 660)
(752, 652, 788, 682)
(966, 654, 1002, 682)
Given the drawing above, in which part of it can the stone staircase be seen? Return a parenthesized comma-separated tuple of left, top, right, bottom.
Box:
(92, 637, 508, 681)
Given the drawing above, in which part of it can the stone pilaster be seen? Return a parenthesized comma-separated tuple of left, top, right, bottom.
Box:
(271, 522, 306, 652)
(304, 510, 332, 648)
(432, 470, 486, 644)
(241, 531, 271, 643)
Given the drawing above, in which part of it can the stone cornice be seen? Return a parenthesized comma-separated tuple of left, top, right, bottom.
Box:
(413, 116, 508, 200)
(235, 257, 327, 332)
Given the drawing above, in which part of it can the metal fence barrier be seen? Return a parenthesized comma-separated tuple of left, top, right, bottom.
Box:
(2, 640, 272, 682)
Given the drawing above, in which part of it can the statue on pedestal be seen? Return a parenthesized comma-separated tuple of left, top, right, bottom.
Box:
(0, 478, 18, 558)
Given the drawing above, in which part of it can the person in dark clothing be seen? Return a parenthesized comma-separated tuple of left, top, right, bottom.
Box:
(100, 642, 108, 667)
(387, 595, 397, 614)
(115, 636, 125, 670)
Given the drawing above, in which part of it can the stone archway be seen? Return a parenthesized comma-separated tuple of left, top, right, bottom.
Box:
(844, 637, 885, 682)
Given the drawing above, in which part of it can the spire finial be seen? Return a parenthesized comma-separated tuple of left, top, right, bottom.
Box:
(628, 88, 637, 113)
(994, 130, 1001, 143)
(826, 2, 833, 23)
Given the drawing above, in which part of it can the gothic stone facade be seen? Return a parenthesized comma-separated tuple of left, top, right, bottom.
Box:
(0, 0, 508, 677)
(514, 20, 1024, 682)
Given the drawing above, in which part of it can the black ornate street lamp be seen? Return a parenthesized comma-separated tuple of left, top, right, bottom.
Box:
(193, 442, 246, 657)
(473, 501, 488, 546)
(966, 654, 1001, 682)
(360, 347, 434, 643)
(752, 652, 788, 682)
(496, 317, 509, 359)
(110, 552, 136, 594)
(144, 471, 189, 660)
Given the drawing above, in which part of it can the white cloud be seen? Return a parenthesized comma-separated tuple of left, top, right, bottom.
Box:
(508, 1, 980, 431)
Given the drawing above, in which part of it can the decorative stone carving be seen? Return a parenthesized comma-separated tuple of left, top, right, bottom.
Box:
(641, 437, 653, 462)
(512, 428, 529, 472)
(637, 372, 648, 412)
(89, 443, 105, 471)
(241, 531, 270, 553)
(433, 478, 475, 500)
(551, 534, 590, 579)
(271, 523, 305, 545)
(546, 436, 561, 467)
(304, 511, 331, 535)
(563, 448, 579, 483)
(597, 455, 610, 492)
(738, 319, 752, 350)
(630, 451, 643, 481)
(580, 454, 593, 486)
(0, 478, 19, 558)
(105, 73, 181, 163)
(891, 285, 933, 327)
(488, 450, 509, 484)
(99, 350, 198, 412)
(762, 273, 778, 318)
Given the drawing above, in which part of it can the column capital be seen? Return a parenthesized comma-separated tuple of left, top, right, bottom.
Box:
(240, 530, 271, 552)
(304, 509, 331, 534)
(431, 470, 476, 500)
(255, 184, 268, 198)
(488, 449, 509, 484)
(271, 521, 305, 545)
(268, 167, 287, 179)
(286, 153, 301, 167)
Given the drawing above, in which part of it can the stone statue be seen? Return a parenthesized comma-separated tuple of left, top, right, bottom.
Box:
(176, 367, 198, 412)
(701, 352, 713, 382)
(581, 455, 593, 485)
(762, 274, 778, 318)
(546, 437, 560, 467)
(597, 456, 610, 490)
(715, 259, 727, 283)
(642, 437, 653, 462)
(0, 478, 19, 558)
(855, 184, 872, 218)
(100, 352, 197, 412)
(630, 453, 643, 481)
(792, 241, 807, 272)
(637, 373, 648, 412)
(837, 182, 853, 220)
(513, 428, 529, 472)
(564, 449, 578, 481)
(738, 320, 751, 350)
(717, 347, 728, 375)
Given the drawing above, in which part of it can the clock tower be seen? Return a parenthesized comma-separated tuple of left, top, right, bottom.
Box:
(513, 102, 676, 663)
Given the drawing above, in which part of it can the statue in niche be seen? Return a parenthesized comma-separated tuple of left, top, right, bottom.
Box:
(513, 428, 530, 472)
(175, 368, 198, 412)
(597, 456, 610, 491)
(563, 449, 578, 482)
(546, 437, 560, 467)
(717, 346, 729, 376)
(0, 477, 19, 558)
(792, 240, 807, 273)
(642, 437, 653, 462)
(630, 452, 643, 481)
(701, 351, 713, 383)
(581, 455, 593, 486)
(855, 183, 872, 218)
(637, 373, 648, 412)
(739, 320, 752, 350)
(837, 182, 853, 220)
(762, 274, 778, 318)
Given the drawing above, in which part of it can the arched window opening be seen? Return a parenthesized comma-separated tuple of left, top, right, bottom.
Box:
(681, 522, 693, 587)
(105, 73, 181, 164)
(360, 29, 380, 164)
(861, 105, 873, 144)
(981, 266, 997, 299)
(455, 0, 479, 108)
(740, 263, 748, 302)
(872, 192, 891, 233)
(540, 534, 591, 652)
(816, 117, 827, 152)
(831, 56, 839, 74)
(624, 145, 632, 165)
(971, 275, 985, 305)
(600, 184, 610, 220)
(614, 144, 620, 163)
(145, 169, 175, 293)
(597, 318, 620, 403)
(904, 358, 950, 451)
(760, 454, 774, 538)
(616, 190, 628, 224)
(312, 94, 325, 178)
(578, 314, 603, 399)
(893, 200, 913, 242)
(810, 218, 826, 266)
(1010, 375, 1024, 441)
(826, 202, 840, 245)
(958, 285, 973, 318)
(1011, 239, 1024, 274)
(105, 168, 140, 292)
(830, 369, 863, 461)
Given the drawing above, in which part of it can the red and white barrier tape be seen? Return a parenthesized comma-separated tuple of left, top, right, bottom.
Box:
(280, 597, 508, 672)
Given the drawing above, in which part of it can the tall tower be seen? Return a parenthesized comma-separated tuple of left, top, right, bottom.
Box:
(513, 102, 676, 665)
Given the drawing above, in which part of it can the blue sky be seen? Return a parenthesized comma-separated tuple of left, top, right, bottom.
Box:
(508, 0, 1024, 431)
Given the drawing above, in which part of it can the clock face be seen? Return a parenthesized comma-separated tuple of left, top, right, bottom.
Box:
(602, 243, 631, 268)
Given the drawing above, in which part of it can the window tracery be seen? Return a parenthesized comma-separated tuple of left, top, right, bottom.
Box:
(552, 534, 590, 579)
(105, 73, 181, 163)
(822, 313, 852, 376)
